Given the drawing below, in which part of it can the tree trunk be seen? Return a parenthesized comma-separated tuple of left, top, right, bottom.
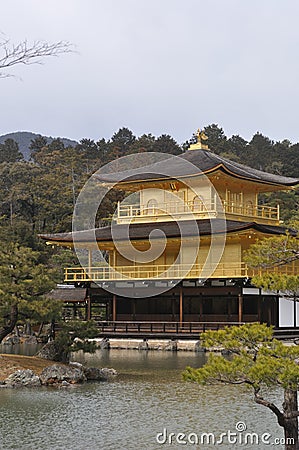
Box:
(37, 321, 44, 337)
(24, 320, 32, 335)
(254, 387, 299, 449)
(283, 389, 299, 450)
(0, 303, 18, 343)
(50, 319, 56, 340)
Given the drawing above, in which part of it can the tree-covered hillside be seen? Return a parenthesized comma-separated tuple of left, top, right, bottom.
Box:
(0, 131, 77, 160)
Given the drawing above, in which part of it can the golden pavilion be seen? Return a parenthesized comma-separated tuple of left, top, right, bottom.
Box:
(42, 132, 299, 336)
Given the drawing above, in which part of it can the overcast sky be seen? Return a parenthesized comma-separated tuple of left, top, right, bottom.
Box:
(1, 0, 299, 145)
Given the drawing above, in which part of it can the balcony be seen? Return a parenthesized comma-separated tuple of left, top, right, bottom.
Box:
(64, 261, 297, 283)
(116, 200, 279, 225)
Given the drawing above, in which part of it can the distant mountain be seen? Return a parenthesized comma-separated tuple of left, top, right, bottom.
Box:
(0, 131, 78, 160)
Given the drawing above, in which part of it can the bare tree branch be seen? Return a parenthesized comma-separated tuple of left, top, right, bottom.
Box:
(285, 411, 299, 419)
(0, 37, 75, 78)
(245, 234, 299, 269)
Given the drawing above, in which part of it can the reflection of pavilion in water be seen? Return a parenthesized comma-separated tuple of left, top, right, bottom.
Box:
(42, 134, 299, 336)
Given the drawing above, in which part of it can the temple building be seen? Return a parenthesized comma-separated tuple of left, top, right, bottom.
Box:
(42, 131, 299, 336)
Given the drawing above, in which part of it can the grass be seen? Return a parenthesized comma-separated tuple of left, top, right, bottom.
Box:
(0, 354, 63, 381)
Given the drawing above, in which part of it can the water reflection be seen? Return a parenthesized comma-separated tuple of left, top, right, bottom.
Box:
(0, 349, 284, 450)
(0, 343, 42, 356)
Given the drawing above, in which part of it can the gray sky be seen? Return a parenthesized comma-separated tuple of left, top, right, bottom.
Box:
(1, 0, 299, 145)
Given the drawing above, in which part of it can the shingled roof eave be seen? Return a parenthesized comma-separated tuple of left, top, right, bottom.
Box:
(95, 163, 299, 188)
(39, 220, 295, 245)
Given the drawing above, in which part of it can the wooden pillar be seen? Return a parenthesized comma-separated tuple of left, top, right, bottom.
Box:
(132, 299, 136, 321)
(107, 299, 111, 321)
(267, 298, 272, 326)
(199, 297, 203, 321)
(238, 294, 243, 323)
(257, 296, 262, 322)
(294, 300, 297, 328)
(171, 296, 176, 320)
(179, 287, 183, 325)
(86, 296, 91, 321)
(227, 298, 232, 320)
(112, 294, 117, 322)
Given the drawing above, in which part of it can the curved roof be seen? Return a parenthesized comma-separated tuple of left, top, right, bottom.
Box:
(94, 149, 299, 187)
(40, 219, 295, 245)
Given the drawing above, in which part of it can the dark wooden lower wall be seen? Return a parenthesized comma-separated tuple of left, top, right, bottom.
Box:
(84, 286, 278, 326)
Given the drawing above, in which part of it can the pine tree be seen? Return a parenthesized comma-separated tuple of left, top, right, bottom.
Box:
(184, 324, 299, 449)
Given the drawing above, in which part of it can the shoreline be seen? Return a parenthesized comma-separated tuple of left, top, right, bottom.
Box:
(94, 338, 203, 351)
(0, 353, 117, 387)
(0, 354, 62, 380)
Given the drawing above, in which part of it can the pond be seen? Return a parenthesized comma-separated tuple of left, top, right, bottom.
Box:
(0, 348, 285, 449)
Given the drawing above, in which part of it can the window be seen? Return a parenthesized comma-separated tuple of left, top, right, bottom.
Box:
(193, 196, 204, 212)
(146, 198, 158, 214)
(246, 200, 254, 216)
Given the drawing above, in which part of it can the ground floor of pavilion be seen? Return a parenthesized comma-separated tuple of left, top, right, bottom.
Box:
(49, 279, 299, 336)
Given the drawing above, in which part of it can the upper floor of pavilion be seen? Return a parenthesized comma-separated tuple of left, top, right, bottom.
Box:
(95, 131, 299, 226)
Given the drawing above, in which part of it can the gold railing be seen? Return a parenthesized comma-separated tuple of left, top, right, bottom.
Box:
(116, 200, 279, 223)
(64, 261, 298, 282)
(223, 201, 279, 221)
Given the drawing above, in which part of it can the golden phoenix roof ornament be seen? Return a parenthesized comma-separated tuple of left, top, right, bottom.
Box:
(188, 128, 209, 151)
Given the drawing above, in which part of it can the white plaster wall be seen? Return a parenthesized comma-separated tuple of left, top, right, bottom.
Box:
(279, 297, 295, 327)
(140, 185, 213, 209)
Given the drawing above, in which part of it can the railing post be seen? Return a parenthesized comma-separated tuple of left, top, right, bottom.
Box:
(88, 249, 92, 279)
